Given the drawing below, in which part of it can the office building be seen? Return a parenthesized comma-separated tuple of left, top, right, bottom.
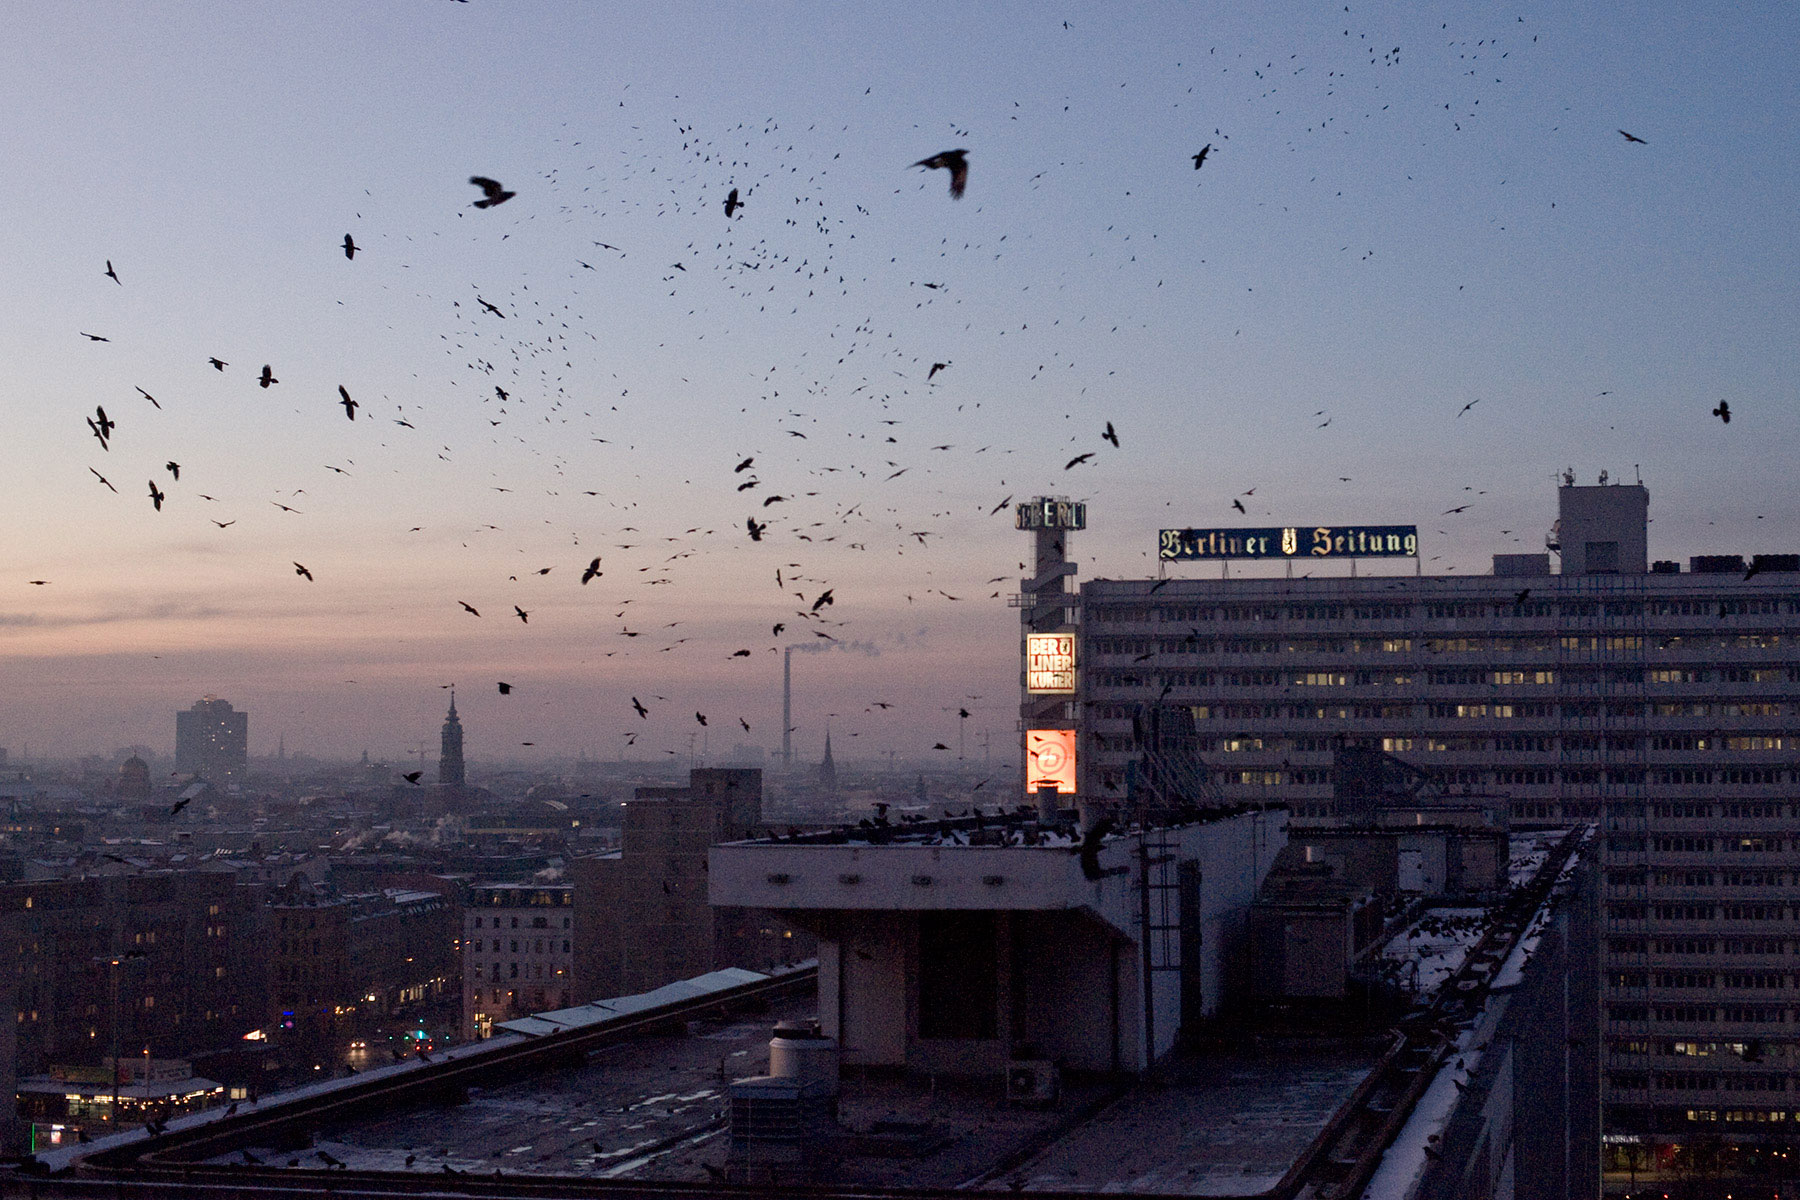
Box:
(174, 697, 248, 785)
(1071, 478, 1800, 1169)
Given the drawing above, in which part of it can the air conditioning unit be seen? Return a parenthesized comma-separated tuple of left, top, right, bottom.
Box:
(1005, 1060, 1059, 1107)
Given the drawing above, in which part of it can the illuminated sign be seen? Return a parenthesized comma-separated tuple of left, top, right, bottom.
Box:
(1026, 633, 1077, 694)
(1026, 729, 1076, 793)
(1159, 525, 1418, 562)
(1016, 498, 1087, 531)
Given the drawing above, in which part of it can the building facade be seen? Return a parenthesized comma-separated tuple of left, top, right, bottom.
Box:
(174, 697, 248, 784)
(463, 883, 573, 1038)
(1074, 480, 1800, 1157)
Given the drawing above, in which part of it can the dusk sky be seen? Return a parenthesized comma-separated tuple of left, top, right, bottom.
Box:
(4, 3, 1796, 767)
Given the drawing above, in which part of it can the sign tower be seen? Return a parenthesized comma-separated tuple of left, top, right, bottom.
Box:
(1015, 498, 1084, 810)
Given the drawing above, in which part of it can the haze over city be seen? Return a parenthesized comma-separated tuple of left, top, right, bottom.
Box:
(5, 2, 1795, 763)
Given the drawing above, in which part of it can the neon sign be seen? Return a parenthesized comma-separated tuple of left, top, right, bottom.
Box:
(1026, 633, 1077, 694)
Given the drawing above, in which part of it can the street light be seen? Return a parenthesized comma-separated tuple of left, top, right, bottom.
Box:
(93, 950, 147, 1128)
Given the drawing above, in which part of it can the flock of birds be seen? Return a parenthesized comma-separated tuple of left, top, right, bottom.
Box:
(42, 10, 1718, 763)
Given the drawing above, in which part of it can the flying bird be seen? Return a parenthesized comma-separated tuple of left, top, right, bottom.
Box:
(165, 461, 180, 480)
(104, 260, 121, 284)
(811, 588, 834, 611)
(514, 605, 529, 623)
(258, 365, 277, 388)
(90, 468, 117, 493)
(746, 516, 766, 541)
(458, 601, 480, 616)
(135, 386, 160, 410)
(1231, 498, 1246, 514)
(739, 717, 751, 732)
(911, 149, 969, 199)
(734, 455, 754, 473)
(695, 712, 708, 726)
(338, 386, 357, 419)
(1192, 144, 1212, 169)
(772, 622, 785, 636)
(477, 296, 505, 318)
(293, 562, 313, 581)
(1713, 400, 1731, 424)
(469, 175, 515, 207)
(1102, 422, 1119, 448)
(170, 796, 191, 817)
(341, 234, 357, 259)
(581, 557, 602, 584)
(1618, 129, 1647, 144)
(208, 357, 227, 371)
(1064, 452, 1094, 469)
(1457, 397, 1481, 417)
(631, 696, 648, 718)
(723, 187, 743, 217)
(402, 771, 422, 785)
(79, 332, 110, 342)
(927, 362, 949, 380)
(497, 682, 512, 694)
(147, 481, 165, 511)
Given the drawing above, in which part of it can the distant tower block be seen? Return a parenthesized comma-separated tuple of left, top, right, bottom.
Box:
(1015, 498, 1085, 809)
(439, 689, 466, 787)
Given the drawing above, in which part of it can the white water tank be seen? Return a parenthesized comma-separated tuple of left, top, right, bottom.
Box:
(768, 1021, 840, 1096)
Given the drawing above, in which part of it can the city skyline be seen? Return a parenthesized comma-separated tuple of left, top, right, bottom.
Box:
(4, 3, 1796, 761)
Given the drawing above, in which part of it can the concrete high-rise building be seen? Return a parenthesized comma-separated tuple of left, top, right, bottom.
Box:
(1069, 478, 1800, 1167)
(173, 697, 248, 784)
(438, 691, 465, 788)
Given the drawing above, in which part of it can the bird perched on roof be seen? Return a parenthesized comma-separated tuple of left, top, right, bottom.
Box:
(912, 149, 968, 199)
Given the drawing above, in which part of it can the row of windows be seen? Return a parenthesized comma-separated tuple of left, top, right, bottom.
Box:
(469, 962, 566, 981)
(1609, 1072, 1791, 1091)
(1087, 598, 1800, 624)
(471, 938, 571, 954)
(470, 915, 571, 930)
(1609, 904, 1800, 922)
(1608, 971, 1791, 990)
(1610, 1004, 1792, 1023)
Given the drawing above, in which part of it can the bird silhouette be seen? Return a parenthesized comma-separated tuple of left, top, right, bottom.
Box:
(208, 357, 227, 371)
(104, 259, 121, 284)
(458, 601, 479, 616)
(1192, 144, 1212, 169)
(1064, 452, 1094, 469)
(341, 234, 357, 259)
(695, 712, 707, 726)
(148, 480, 165, 511)
(165, 461, 180, 480)
(135, 386, 159, 410)
(79, 331, 110, 342)
(402, 771, 422, 784)
(1102, 421, 1119, 447)
(631, 696, 648, 718)
(514, 605, 529, 623)
(581, 557, 602, 584)
(927, 362, 949, 380)
(746, 516, 766, 541)
(1618, 129, 1647, 144)
(294, 562, 313, 581)
(723, 187, 743, 217)
(170, 796, 191, 816)
(734, 455, 754, 473)
(338, 386, 357, 420)
(497, 682, 512, 694)
(258, 365, 277, 388)
(912, 149, 968, 198)
(1231, 498, 1246, 513)
(90, 468, 117, 493)
(469, 176, 515, 207)
(1713, 400, 1731, 424)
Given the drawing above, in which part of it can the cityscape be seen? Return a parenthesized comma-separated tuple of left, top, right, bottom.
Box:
(6, 4, 1798, 1199)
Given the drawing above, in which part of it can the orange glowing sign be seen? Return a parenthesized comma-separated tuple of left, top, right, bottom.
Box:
(1026, 729, 1076, 794)
(1026, 632, 1077, 694)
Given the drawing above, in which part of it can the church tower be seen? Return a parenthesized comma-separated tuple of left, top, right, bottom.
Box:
(439, 689, 466, 787)
(818, 730, 837, 795)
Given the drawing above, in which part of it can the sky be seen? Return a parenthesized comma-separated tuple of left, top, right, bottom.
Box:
(3, 2, 1796, 768)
